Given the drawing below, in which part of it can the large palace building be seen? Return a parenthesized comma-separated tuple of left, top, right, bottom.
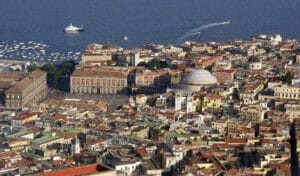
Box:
(70, 67, 134, 94)
(0, 71, 26, 106)
(4, 69, 47, 108)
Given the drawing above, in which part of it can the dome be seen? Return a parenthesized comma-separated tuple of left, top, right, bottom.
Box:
(182, 69, 217, 85)
(179, 69, 217, 91)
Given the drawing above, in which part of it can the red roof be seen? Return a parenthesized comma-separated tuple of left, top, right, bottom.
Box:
(14, 112, 38, 121)
(225, 137, 247, 144)
(54, 114, 68, 120)
(224, 168, 239, 176)
(0, 151, 18, 159)
(96, 124, 109, 131)
(214, 69, 236, 74)
(280, 43, 293, 50)
(206, 94, 221, 100)
(11, 159, 32, 168)
(35, 164, 111, 176)
(246, 82, 262, 91)
(136, 147, 148, 157)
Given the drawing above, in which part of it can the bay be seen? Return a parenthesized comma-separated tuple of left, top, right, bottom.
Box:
(0, 0, 299, 56)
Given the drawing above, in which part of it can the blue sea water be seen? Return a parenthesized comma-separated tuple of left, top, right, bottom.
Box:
(0, 0, 300, 56)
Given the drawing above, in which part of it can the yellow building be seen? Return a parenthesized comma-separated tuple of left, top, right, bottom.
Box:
(70, 67, 133, 94)
(203, 94, 222, 110)
(32, 133, 70, 149)
(12, 112, 38, 125)
(8, 138, 29, 151)
(239, 82, 264, 104)
(5, 69, 47, 108)
(211, 119, 227, 130)
(285, 103, 300, 121)
(296, 54, 300, 64)
(81, 54, 112, 64)
(135, 94, 148, 105)
(131, 126, 149, 139)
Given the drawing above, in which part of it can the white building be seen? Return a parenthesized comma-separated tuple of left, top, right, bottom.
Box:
(115, 161, 142, 176)
(249, 62, 262, 70)
(292, 76, 300, 86)
(248, 57, 262, 70)
(161, 45, 184, 54)
(71, 136, 81, 154)
(130, 52, 140, 66)
(216, 60, 232, 69)
(175, 93, 195, 113)
(270, 34, 282, 45)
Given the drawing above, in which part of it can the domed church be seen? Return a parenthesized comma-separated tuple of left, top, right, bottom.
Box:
(179, 69, 217, 91)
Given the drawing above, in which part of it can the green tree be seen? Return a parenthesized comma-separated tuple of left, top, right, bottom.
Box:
(105, 60, 113, 66)
(42, 64, 61, 88)
(138, 60, 175, 70)
(276, 53, 282, 59)
(281, 72, 294, 85)
(27, 63, 40, 72)
(137, 62, 149, 67)
(60, 60, 75, 75)
(27, 60, 76, 90)
(146, 96, 157, 107)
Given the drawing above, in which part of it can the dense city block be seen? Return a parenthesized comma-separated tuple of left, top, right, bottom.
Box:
(0, 34, 300, 175)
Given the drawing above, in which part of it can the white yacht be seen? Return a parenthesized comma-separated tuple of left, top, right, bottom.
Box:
(64, 24, 84, 33)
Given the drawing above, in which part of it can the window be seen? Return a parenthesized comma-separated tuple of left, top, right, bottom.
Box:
(90, 79, 94, 86)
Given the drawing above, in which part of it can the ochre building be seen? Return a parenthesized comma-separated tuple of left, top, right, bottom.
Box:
(70, 67, 132, 94)
(5, 69, 47, 108)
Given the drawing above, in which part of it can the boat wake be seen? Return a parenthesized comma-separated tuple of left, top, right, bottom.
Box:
(178, 21, 231, 43)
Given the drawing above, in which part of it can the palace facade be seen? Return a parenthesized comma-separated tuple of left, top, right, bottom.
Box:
(5, 69, 47, 108)
(274, 85, 300, 100)
(70, 67, 133, 94)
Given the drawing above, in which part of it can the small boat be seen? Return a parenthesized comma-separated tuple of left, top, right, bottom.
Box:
(64, 24, 84, 33)
(123, 36, 128, 41)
